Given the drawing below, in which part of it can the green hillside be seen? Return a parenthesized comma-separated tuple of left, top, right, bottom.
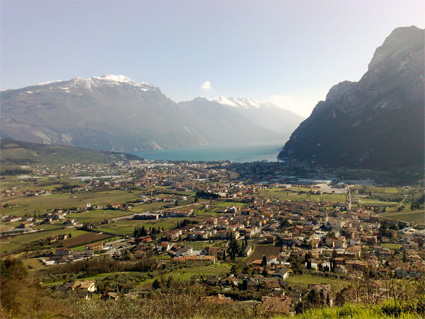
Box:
(0, 138, 140, 168)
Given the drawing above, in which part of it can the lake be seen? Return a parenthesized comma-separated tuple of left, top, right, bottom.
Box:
(131, 140, 285, 162)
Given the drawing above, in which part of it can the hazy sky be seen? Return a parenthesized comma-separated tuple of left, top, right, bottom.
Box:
(1, 0, 424, 117)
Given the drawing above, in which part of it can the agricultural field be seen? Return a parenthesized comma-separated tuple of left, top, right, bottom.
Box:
(97, 217, 184, 236)
(381, 243, 402, 250)
(1, 190, 139, 217)
(0, 228, 87, 253)
(380, 210, 425, 225)
(167, 262, 230, 281)
(215, 201, 247, 208)
(1, 176, 85, 193)
(33, 224, 69, 231)
(96, 219, 152, 236)
(144, 218, 182, 231)
(61, 232, 113, 248)
(22, 257, 45, 270)
(357, 198, 399, 208)
(244, 244, 281, 263)
(138, 262, 231, 289)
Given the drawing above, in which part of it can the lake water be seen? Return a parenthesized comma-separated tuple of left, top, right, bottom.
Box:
(131, 141, 285, 162)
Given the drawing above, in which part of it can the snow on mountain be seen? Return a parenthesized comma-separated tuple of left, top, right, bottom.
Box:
(93, 74, 134, 83)
(34, 75, 158, 93)
(208, 96, 277, 109)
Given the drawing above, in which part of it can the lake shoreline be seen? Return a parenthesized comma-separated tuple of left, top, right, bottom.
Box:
(130, 140, 285, 163)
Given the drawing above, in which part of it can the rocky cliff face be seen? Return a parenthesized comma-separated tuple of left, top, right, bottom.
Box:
(278, 26, 424, 169)
(1, 75, 302, 152)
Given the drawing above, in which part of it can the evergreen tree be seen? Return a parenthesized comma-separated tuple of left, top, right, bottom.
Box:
(331, 249, 337, 272)
(262, 255, 267, 267)
(227, 240, 240, 262)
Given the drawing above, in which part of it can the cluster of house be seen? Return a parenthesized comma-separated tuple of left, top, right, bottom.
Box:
(152, 196, 425, 279)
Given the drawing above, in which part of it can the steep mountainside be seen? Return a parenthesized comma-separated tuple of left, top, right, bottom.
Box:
(278, 26, 424, 170)
(1, 75, 302, 152)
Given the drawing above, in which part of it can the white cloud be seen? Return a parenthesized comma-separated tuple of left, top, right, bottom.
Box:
(267, 95, 320, 118)
(200, 81, 212, 92)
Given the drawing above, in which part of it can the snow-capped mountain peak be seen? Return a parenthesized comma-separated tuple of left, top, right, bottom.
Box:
(208, 96, 273, 109)
(34, 75, 158, 92)
(94, 74, 134, 83)
(87, 74, 158, 90)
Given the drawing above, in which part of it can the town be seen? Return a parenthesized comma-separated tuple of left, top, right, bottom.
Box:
(1, 159, 424, 317)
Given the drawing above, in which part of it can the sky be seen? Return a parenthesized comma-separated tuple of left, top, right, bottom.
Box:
(1, 0, 424, 117)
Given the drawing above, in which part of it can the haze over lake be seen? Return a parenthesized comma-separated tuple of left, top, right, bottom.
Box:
(132, 141, 285, 162)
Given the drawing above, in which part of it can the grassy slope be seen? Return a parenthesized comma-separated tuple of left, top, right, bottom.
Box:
(380, 210, 425, 225)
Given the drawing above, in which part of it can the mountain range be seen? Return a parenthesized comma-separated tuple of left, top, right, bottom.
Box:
(278, 26, 424, 170)
(0, 75, 303, 152)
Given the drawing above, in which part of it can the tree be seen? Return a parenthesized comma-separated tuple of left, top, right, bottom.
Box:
(331, 249, 337, 272)
(402, 249, 407, 262)
(152, 279, 162, 290)
(305, 252, 312, 270)
(280, 219, 291, 228)
(230, 264, 240, 275)
(262, 255, 267, 267)
(227, 240, 240, 262)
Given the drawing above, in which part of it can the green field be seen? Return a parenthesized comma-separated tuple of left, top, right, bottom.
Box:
(98, 217, 183, 236)
(168, 262, 230, 280)
(358, 198, 399, 207)
(215, 201, 247, 208)
(96, 219, 151, 235)
(0, 176, 84, 193)
(33, 224, 70, 231)
(380, 210, 425, 225)
(381, 243, 402, 250)
(138, 262, 231, 288)
(366, 187, 401, 194)
(144, 218, 181, 231)
(0, 228, 87, 254)
(1, 190, 139, 217)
